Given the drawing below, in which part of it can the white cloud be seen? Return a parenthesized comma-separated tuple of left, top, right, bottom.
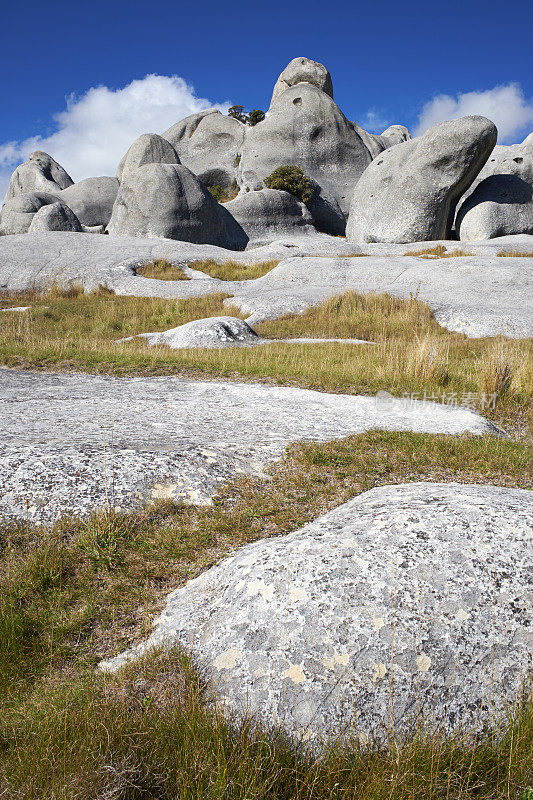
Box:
(414, 83, 533, 143)
(0, 74, 229, 199)
(359, 107, 391, 134)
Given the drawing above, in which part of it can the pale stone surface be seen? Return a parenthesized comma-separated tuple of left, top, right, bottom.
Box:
(108, 162, 248, 249)
(163, 110, 245, 194)
(347, 116, 497, 243)
(270, 56, 334, 106)
(116, 133, 180, 182)
(121, 316, 259, 348)
(223, 188, 315, 244)
(58, 176, 119, 227)
(101, 483, 533, 741)
(456, 134, 533, 240)
(27, 201, 82, 233)
(0, 370, 498, 523)
(0, 232, 531, 338)
(0, 192, 77, 236)
(2, 150, 73, 205)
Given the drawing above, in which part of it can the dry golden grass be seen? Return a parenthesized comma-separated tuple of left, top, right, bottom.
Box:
(0, 287, 531, 436)
(404, 244, 473, 258)
(188, 258, 279, 280)
(498, 250, 533, 257)
(136, 259, 190, 280)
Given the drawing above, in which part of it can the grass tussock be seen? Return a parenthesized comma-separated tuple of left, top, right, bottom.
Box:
(0, 430, 532, 797)
(0, 286, 531, 436)
(188, 258, 280, 281)
(498, 250, 533, 257)
(404, 244, 473, 258)
(136, 259, 190, 280)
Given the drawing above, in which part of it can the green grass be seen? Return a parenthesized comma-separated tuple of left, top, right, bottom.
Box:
(0, 430, 532, 797)
(0, 287, 531, 436)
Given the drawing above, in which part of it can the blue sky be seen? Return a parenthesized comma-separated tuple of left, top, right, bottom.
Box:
(1, 0, 532, 195)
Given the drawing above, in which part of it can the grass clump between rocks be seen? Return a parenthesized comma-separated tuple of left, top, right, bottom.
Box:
(0, 286, 531, 436)
(188, 258, 280, 281)
(404, 244, 473, 258)
(498, 250, 533, 257)
(136, 259, 190, 281)
(0, 429, 532, 797)
(264, 164, 313, 203)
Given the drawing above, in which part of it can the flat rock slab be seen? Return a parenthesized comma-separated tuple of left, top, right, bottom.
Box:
(0, 232, 532, 337)
(101, 483, 533, 742)
(0, 369, 497, 524)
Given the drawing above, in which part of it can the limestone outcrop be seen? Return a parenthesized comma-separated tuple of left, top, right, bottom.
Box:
(101, 482, 533, 741)
(27, 201, 82, 233)
(2, 150, 73, 205)
(57, 176, 119, 228)
(456, 133, 533, 239)
(347, 116, 497, 243)
(223, 188, 315, 243)
(0, 191, 80, 236)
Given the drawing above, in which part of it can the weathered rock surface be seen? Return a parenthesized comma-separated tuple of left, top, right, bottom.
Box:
(2, 150, 73, 205)
(0, 370, 498, 523)
(116, 133, 180, 181)
(108, 162, 247, 249)
(347, 116, 497, 243)
(223, 188, 315, 243)
(270, 56, 334, 107)
(239, 82, 378, 230)
(164, 110, 245, 194)
(58, 176, 119, 227)
(0, 192, 77, 236)
(456, 134, 533, 240)
(0, 231, 531, 338)
(27, 201, 82, 233)
(123, 316, 259, 348)
(101, 483, 533, 741)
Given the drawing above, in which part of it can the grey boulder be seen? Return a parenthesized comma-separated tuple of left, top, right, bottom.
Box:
(239, 83, 375, 231)
(102, 482, 533, 742)
(117, 133, 180, 182)
(27, 201, 82, 233)
(57, 176, 119, 227)
(270, 56, 334, 107)
(107, 162, 247, 249)
(163, 110, 245, 194)
(0, 191, 78, 235)
(223, 188, 315, 244)
(123, 316, 259, 349)
(347, 116, 497, 243)
(2, 150, 73, 205)
(456, 133, 533, 239)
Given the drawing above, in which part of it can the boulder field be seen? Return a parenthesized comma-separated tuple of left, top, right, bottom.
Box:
(2, 56, 531, 243)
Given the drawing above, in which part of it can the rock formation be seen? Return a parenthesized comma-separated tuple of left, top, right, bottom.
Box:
(347, 116, 497, 243)
(57, 176, 119, 227)
(223, 188, 315, 243)
(101, 482, 532, 741)
(27, 201, 82, 233)
(2, 150, 73, 205)
(0, 191, 80, 236)
(456, 133, 533, 239)
(123, 316, 260, 348)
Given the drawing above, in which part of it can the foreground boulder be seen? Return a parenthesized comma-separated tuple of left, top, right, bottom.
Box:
(2, 150, 73, 205)
(456, 133, 533, 240)
(108, 161, 247, 248)
(102, 482, 532, 741)
(163, 110, 245, 194)
(57, 176, 119, 227)
(122, 316, 259, 348)
(223, 188, 315, 243)
(347, 116, 497, 243)
(0, 192, 80, 235)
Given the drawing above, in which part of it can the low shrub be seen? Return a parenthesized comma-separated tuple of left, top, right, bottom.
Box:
(264, 165, 313, 204)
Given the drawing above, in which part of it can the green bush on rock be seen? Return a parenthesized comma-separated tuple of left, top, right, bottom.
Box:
(264, 165, 313, 204)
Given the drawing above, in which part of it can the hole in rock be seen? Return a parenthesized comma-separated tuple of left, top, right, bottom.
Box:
(293, 97, 302, 105)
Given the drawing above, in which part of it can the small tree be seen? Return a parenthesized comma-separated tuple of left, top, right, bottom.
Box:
(228, 106, 265, 126)
(264, 165, 313, 204)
